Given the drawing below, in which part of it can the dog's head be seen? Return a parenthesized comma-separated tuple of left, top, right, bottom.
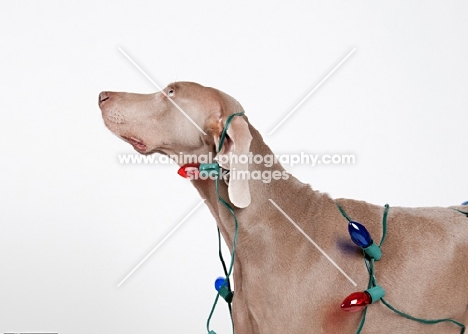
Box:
(99, 81, 252, 208)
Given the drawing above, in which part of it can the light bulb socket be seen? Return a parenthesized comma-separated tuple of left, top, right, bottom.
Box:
(365, 285, 385, 304)
(218, 285, 234, 303)
(199, 163, 219, 178)
(363, 241, 382, 260)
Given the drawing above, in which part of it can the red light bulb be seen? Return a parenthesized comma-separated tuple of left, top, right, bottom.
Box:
(340, 291, 371, 312)
(341, 286, 385, 312)
(177, 163, 200, 178)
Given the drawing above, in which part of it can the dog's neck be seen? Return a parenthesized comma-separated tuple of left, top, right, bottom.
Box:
(183, 121, 347, 332)
(190, 122, 327, 253)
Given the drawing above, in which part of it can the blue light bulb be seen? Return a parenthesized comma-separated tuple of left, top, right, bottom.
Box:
(214, 277, 227, 291)
(348, 221, 373, 248)
(214, 276, 234, 303)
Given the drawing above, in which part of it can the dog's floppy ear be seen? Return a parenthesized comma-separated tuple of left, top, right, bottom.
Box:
(214, 114, 252, 208)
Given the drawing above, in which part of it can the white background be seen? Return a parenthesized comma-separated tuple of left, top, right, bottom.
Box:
(1, 1, 467, 333)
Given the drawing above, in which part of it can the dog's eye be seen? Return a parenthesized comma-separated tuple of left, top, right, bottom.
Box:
(168, 89, 175, 97)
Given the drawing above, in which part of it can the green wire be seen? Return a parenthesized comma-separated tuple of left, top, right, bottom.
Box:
(338, 203, 466, 334)
(336, 203, 352, 222)
(217, 227, 233, 317)
(379, 204, 389, 247)
(209, 120, 467, 333)
(452, 208, 468, 217)
(380, 297, 465, 333)
(355, 307, 367, 334)
(217, 112, 245, 154)
(206, 112, 244, 334)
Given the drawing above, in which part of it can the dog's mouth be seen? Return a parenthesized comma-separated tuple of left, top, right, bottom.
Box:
(121, 135, 148, 152)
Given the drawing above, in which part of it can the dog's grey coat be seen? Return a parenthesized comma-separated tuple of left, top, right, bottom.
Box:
(100, 81, 468, 333)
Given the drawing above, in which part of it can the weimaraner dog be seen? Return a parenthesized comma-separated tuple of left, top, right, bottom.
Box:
(99, 82, 468, 333)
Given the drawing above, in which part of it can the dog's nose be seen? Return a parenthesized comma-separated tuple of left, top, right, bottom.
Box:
(99, 91, 110, 106)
